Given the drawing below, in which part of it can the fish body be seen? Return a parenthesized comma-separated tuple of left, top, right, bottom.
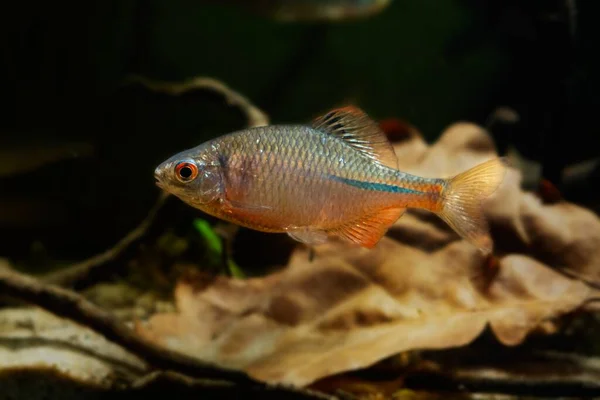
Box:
(155, 106, 506, 253)
(213, 0, 392, 22)
(0, 139, 93, 178)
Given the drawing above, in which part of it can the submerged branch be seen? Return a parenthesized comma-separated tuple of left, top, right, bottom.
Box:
(44, 77, 270, 289)
(0, 265, 338, 398)
(42, 192, 170, 289)
(403, 369, 600, 398)
(0, 263, 256, 385)
(125, 75, 270, 128)
(131, 371, 337, 400)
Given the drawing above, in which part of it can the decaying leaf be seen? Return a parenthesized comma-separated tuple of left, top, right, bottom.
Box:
(0, 309, 332, 400)
(135, 121, 600, 387)
(0, 308, 146, 386)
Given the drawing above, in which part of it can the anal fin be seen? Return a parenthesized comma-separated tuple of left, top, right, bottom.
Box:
(330, 207, 405, 248)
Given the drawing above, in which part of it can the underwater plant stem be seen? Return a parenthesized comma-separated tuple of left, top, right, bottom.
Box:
(42, 192, 169, 289)
(308, 247, 316, 262)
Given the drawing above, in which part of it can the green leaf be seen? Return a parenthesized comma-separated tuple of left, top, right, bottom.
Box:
(193, 218, 223, 255)
(193, 218, 246, 278)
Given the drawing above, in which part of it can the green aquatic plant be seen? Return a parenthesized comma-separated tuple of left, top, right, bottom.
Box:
(193, 218, 245, 278)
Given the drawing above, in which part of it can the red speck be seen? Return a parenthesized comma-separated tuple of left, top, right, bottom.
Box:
(485, 254, 500, 272)
(537, 179, 562, 204)
(378, 118, 413, 142)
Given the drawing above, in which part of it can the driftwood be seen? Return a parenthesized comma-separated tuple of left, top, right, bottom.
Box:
(0, 264, 336, 400)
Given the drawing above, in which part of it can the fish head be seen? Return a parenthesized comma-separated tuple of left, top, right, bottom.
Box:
(154, 144, 223, 208)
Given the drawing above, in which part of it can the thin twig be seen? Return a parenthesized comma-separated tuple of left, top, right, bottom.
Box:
(404, 370, 600, 398)
(131, 371, 337, 400)
(44, 76, 270, 288)
(0, 263, 257, 385)
(125, 75, 270, 128)
(131, 371, 234, 390)
(0, 265, 337, 399)
(42, 192, 170, 289)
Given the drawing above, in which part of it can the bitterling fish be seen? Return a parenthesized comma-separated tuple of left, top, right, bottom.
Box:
(205, 0, 392, 22)
(154, 106, 506, 253)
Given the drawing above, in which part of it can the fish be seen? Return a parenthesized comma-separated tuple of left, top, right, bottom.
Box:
(208, 0, 392, 22)
(154, 106, 507, 253)
(0, 139, 94, 178)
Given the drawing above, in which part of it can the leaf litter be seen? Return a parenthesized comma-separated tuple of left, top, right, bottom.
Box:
(134, 120, 600, 388)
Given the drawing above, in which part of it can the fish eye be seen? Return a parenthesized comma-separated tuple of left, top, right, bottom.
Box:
(174, 160, 198, 183)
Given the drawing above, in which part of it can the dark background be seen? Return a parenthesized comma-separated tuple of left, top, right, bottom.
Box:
(0, 0, 598, 265)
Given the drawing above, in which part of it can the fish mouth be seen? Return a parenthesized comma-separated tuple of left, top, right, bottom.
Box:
(154, 168, 165, 189)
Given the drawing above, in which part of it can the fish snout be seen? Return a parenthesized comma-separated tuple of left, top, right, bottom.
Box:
(154, 166, 165, 188)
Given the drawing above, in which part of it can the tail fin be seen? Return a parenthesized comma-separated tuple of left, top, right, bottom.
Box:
(437, 158, 508, 254)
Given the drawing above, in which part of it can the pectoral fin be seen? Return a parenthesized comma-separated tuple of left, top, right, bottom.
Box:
(287, 228, 329, 246)
(220, 198, 275, 226)
(224, 198, 272, 212)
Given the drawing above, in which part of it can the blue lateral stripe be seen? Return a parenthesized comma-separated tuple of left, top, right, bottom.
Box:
(330, 175, 422, 194)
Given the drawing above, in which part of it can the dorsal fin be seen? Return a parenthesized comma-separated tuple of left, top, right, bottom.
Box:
(312, 106, 398, 169)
